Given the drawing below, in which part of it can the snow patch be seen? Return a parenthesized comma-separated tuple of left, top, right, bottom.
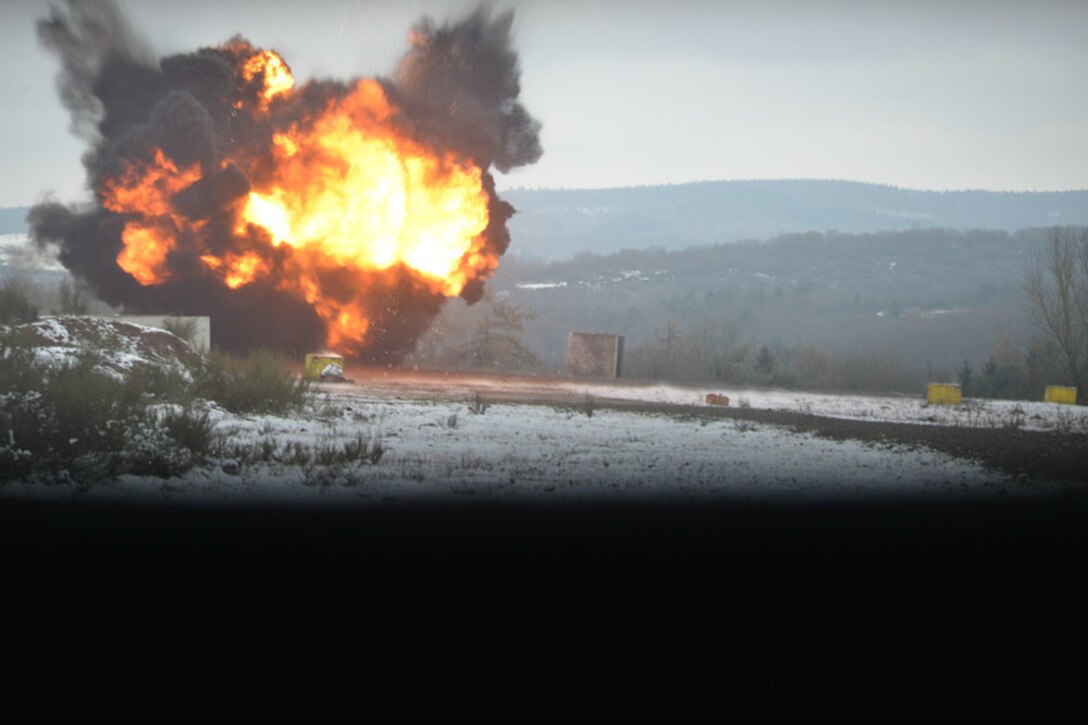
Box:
(516, 281, 568, 290)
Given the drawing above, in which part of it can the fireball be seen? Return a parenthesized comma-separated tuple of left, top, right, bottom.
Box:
(102, 47, 495, 355)
(32, 5, 540, 361)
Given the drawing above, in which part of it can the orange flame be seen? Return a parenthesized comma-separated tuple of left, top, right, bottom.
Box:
(200, 252, 270, 289)
(118, 223, 173, 285)
(227, 78, 491, 349)
(242, 49, 294, 108)
(240, 82, 489, 289)
(101, 49, 496, 356)
(102, 149, 202, 285)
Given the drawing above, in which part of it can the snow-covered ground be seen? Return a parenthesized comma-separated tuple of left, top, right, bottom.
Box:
(1, 379, 1066, 507)
(2, 317, 1082, 507)
(339, 370, 1088, 433)
(561, 381, 1088, 433)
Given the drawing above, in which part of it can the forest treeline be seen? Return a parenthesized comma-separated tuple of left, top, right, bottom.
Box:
(5, 222, 1085, 402)
(411, 227, 1084, 402)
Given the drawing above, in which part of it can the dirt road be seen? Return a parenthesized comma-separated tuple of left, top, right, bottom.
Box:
(330, 366, 1088, 487)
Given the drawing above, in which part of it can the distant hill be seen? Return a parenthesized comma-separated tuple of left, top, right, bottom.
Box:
(8, 179, 1088, 261)
(472, 226, 1056, 374)
(502, 180, 1088, 260)
(0, 207, 28, 235)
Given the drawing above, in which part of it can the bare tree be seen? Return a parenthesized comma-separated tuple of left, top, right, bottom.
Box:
(55, 277, 90, 315)
(455, 296, 540, 372)
(1024, 227, 1088, 403)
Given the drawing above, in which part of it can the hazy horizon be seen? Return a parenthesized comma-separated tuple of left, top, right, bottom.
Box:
(2, 0, 1087, 206)
(6, 177, 1088, 211)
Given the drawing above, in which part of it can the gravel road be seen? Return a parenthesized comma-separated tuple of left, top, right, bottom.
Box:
(334, 366, 1088, 488)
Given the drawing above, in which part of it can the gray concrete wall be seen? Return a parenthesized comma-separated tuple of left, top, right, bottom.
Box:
(565, 332, 624, 378)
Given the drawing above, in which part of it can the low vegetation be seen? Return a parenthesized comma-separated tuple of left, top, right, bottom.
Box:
(619, 319, 1076, 401)
(193, 350, 309, 415)
(0, 323, 363, 486)
(0, 277, 38, 325)
(0, 334, 213, 482)
(213, 430, 385, 487)
(161, 316, 199, 348)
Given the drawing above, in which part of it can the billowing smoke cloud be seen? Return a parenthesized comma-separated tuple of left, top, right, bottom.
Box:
(36, 0, 156, 139)
(390, 8, 543, 174)
(30, 0, 541, 362)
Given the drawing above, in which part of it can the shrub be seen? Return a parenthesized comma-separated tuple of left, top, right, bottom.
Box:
(122, 424, 194, 479)
(160, 405, 217, 460)
(301, 433, 384, 486)
(580, 393, 595, 418)
(0, 328, 41, 392)
(127, 362, 194, 404)
(468, 391, 490, 415)
(0, 277, 38, 325)
(55, 278, 89, 315)
(0, 349, 145, 481)
(162, 317, 198, 348)
(0, 334, 215, 483)
(194, 350, 309, 415)
(121, 406, 218, 478)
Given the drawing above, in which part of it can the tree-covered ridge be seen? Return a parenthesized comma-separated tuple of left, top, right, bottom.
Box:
(503, 180, 1088, 259)
(410, 226, 1081, 397)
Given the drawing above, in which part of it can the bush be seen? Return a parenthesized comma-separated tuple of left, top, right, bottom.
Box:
(194, 350, 309, 415)
(0, 277, 38, 325)
(127, 362, 194, 404)
(122, 423, 194, 479)
(161, 406, 216, 460)
(162, 317, 198, 347)
(0, 348, 146, 481)
(0, 334, 217, 484)
(468, 391, 489, 414)
(55, 278, 89, 315)
(0, 328, 41, 392)
(123, 406, 218, 478)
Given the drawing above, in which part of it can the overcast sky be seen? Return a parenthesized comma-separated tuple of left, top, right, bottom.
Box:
(2, 0, 1086, 207)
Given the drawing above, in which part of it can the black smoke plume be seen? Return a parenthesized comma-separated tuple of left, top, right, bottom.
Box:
(30, 0, 540, 361)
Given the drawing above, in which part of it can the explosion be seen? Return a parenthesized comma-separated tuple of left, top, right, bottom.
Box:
(30, 0, 541, 361)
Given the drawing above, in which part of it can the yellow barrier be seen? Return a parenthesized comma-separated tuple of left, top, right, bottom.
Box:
(1044, 385, 1077, 405)
(927, 383, 962, 405)
(304, 353, 344, 380)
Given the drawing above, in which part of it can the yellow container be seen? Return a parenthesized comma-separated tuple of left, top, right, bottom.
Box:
(1044, 385, 1077, 405)
(927, 383, 962, 405)
(304, 353, 344, 380)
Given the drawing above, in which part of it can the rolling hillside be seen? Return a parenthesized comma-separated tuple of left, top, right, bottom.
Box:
(8, 180, 1088, 260)
(425, 226, 1058, 377)
(502, 180, 1088, 260)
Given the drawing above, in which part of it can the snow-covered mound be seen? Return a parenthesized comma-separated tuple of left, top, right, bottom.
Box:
(14, 316, 200, 382)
